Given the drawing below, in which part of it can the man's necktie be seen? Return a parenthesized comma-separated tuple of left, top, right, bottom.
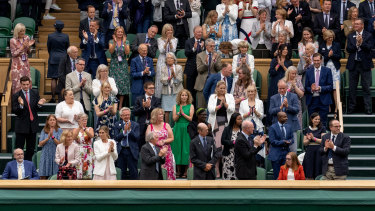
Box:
(25, 91, 34, 121)
(143, 57, 146, 67)
(248, 136, 254, 147)
(203, 137, 207, 149)
(79, 73, 83, 100)
(223, 77, 226, 86)
(341, 1, 346, 23)
(113, 4, 118, 27)
(281, 95, 285, 112)
(152, 145, 159, 172)
(90, 34, 96, 58)
(328, 135, 336, 159)
(315, 69, 320, 87)
(325, 14, 329, 28)
(281, 124, 286, 139)
(196, 40, 201, 52)
(145, 38, 149, 44)
(208, 53, 212, 68)
(72, 59, 76, 71)
(18, 164, 22, 180)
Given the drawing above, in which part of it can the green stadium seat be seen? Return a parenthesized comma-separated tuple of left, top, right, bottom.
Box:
(154, 34, 161, 39)
(0, 17, 12, 36)
(0, 38, 7, 57)
(296, 130, 304, 154)
(30, 66, 40, 90)
(315, 174, 324, 180)
(155, 49, 160, 58)
(116, 167, 122, 180)
(49, 174, 57, 180)
(126, 33, 136, 45)
(187, 167, 194, 180)
(13, 17, 36, 38)
(162, 168, 167, 180)
(256, 167, 266, 180)
(253, 69, 262, 96)
(32, 151, 42, 170)
(292, 50, 299, 58)
(176, 49, 186, 59)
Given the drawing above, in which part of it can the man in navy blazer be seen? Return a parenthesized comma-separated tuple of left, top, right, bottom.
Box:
(305, 53, 333, 126)
(203, 62, 233, 102)
(359, 0, 375, 31)
(267, 112, 294, 180)
(2, 149, 39, 180)
(313, 0, 341, 44)
(130, 43, 155, 104)
(80, 19, 108, 79)
(102, 0, 127, 47)
(114, 107, 140, 179)
(269, 80, 300, 152)
(346, 18, 374, 114)
(331, 0, 356, 47)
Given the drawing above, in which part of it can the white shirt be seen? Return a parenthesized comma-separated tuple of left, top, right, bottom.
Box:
(280, 92, 288, 105)
(287, 168, 295, 180)
(327, 133, 338, 164)
(75, 70, 84, 82)
(313, 67, 321, 96)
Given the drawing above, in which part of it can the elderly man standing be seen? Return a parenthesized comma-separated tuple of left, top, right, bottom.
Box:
(57, 46, 79, 102)
(194, 38, 222, 108)
(235, 121, 266, 180)
(114, 107, 140, 180)
(2, 149, 39, 180)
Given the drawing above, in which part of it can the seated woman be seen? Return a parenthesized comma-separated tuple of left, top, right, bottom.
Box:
(303, 112, 326, 180)
(187, 108, 213, 140)
(55, 89, 84, 130)
(38, 114, 63, 179)
(271, 31, 292, 58)
(277, 152, 305, 180)
(93, 126, 118, 180)
(92, 64, 118, 98)
(55, 130, 80, 180)
(231, 40, 255, 91)
(232, 67, 253, 111)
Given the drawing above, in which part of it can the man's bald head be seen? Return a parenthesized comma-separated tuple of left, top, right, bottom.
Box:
(13, 148, 24, 163)
(242, 120, 254, 135)
(198, 123, 208, 137)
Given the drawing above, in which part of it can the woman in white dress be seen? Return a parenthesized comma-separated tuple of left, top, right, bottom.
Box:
(187, 0, 201, 38)
(231, 40, 255, 93)
(239, 0, 259, 40)
(55, 89, 85, 130)
(216, 0, 239, 42)
(155, 24, 178, 98)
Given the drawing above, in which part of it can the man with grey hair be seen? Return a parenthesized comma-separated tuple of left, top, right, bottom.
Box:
(114, 107, 140, 179)
(234, 121, 266, 180)
(2, 149, 39, 180)
(57, 46, 79, 102)
(139, 132, 167, 180)
(194, 38, 222, 108)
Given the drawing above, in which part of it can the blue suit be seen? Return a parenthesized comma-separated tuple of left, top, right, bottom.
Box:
(203, 73, 233, 102)
(269, 92, 300, 132)
(130, 56, 155, 104)
(2, 160, 39, 180)
(80, 32, 108, 79)
(268, 122, 294, 180)
(102, 0, 128, 47)
(304, 66, 333, 126)
(114, 120, 140, 179)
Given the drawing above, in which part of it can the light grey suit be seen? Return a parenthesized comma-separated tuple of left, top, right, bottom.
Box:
(65, 71, 93, 111)
(250, 20, 272, 50)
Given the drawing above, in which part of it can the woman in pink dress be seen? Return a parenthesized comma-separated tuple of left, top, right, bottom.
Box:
(146, 108, 175, 180)
(10, 23, 35, 94)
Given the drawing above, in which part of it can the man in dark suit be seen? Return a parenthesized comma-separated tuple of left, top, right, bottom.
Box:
(269, 80, 300, 152)
(234, 121, 266, 180)
(190, 123, 219, 180)
(102, 0, 127, 47)
(304, 53, 333, 126)
(133, 81, 161, 150)
(320, 119, 351, 180)
(57, 46, 79, 102)
(184, 25, 205, 105)
(2, 149, 39, 180)
(287, 0, 312, 49)
(313, 0, 341, 44)
(163, 0, 192, 49)
(359, 0, 375, 31)
(129, 25, 158, 65)
(79, 5, 103, 41)
(12, 76, 46, 161)
(203, 62, 233, 102)
(130, 44, 155, 104)
(77, 0, 101, 21)
(346, 18, 374, 114)
(114, 107, 140, 179)
(268, 112, 294, 180)
(80, 19, 108, 79)
(139, 132, 167, 180)
(331, 0, 356, 48)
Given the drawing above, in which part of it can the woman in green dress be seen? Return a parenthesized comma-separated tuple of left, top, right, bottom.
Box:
(108, 26, 130, 109)
(171, 89, 195, 178)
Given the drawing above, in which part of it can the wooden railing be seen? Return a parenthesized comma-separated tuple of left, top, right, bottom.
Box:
(335, 81, 344, 132)
(1, 58, 12, 152)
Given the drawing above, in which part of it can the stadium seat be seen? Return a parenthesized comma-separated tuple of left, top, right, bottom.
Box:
(32, 151, 42, 170)
(116, 167, 122, 180)
(126, 33, 136, 45)
(302, 110, 309, 129)
(49, 174, 57, 180)
(256, 167, 266, 180)
(155, 49, 160, 58)
(13, 17, 36, 38)
(0, 17, 12, 36)
(176, 49, 186, 59)
(292, 50, 299, 59)
(187, 167, 194, 180)
(0, 38, 7, 57)
(162, 168, 167, 180)
(296, 130, 304, 154)
(30, 66, 41, 90)
(154, 34, 161, 39)
(253, 69, 262, 96)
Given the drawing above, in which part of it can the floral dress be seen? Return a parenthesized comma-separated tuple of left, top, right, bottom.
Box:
(204, 23, 221, 51)
(10, 37, 31, 94)
(76, 130, 94, 180)
(109, 39, 130, 95)
(219, 14, 238, 43)
(151, 123, 176, 180)
(93, 95, 119, 138)
(222, 130, 239, 180)
(38, 128, 63, 177)
(286, 75, 304, 129)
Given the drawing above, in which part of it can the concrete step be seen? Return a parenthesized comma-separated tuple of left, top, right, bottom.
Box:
(349, 166, 375, 177)
(343, 124, 375, 133)
(350, 145, 375, 155)
(42, 19, 80, 28)
(48, 12, 80, 20)
(346, 134, 375, 145)
(38, 35, 81, 43)
(349, 155, 375, 166)
(58, 4, 80, 12)
(328, 114, 375, 124)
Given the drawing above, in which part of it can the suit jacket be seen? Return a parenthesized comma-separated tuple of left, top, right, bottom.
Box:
(234, 132, 262, 179)
(319, 41, 342, 71)
(320, 132, 351, 176)
(313, 12, 341, 43)
(346, 30, 374, 70)
(250, 20, 272, 50)
(304, 66, 333, 106)
(78, 17, 103, 40)
(359, 0, 374, 28)
(269, 92, 300, 131)
(277, 165, 305, 180)
(221, 126, 238, 156)
(2, 160, 39, 180)
(130, 56, 155, 94)
(130, 33, 158, 61)
(160, 64, 184, 95)
(129, 0, 153, 24)
(101, 0, 127, 34)
(133, 95, 162, 135)
(80, 32, 108, 66)
(163, 0, 192, 35)
(65, 71, 93, 111)
(268, 122, 294, 162)
(139, 142, 166, 180)
(190, 135, 218, 180)
(93, 139, 118, 176)
(55, 143, 80, 166)
(57, 54, 75, 93)
(203, 73, 233, 102)
(12, 89, 41, 134)
(47, 32, 70, 65)
(184, 37, 205, 76)
(331, 0, 356, 24)
(77, 0, 100, 11)
(287, 1, 312, 34)
(194, 51, 222, 91)
(114, 120, 140, 160)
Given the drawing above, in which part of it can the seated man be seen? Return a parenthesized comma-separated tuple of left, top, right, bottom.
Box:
(203, 62, 233, 102)
(2, 148, 39, 180)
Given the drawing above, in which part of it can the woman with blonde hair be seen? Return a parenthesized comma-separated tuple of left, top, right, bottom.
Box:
(92, 64, 118, 97)
(108, 26, 130, 108)
(172, 89, 194, 178)
(10, 23, 35, 94)
(278, 152, 305, 180)
(239, 84, 264, 132)
(343, 7, 358, 38)
(55, 130, 80, 179)
(216, 0, 239, 42)
(271, 9, 294, 44)
(202, 10, 222, 51)
(208, 81, 235, 178)
(93, 81, 118, 138)
(55, 89, 85, 130)
(231, 40, 255, 92)
(146, 108, 175, 180)
(155, 24, 178, 98)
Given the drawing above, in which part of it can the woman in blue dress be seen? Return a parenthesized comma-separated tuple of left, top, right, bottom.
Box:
(216, 0, 238, 42)
(202, 10, 222, 51)
(38, 114, 63, 179)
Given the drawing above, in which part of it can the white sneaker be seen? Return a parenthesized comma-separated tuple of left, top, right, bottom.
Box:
(43, 14, 56, 20)
(50, 4, 61, 10)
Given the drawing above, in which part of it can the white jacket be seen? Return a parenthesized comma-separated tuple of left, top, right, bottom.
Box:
(207, 93, 235, 131)
(92, 77, 118, 97)
(239, 98, 264, 131)
(216, 4, 238, 25)
(93, 139, 118, 177)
